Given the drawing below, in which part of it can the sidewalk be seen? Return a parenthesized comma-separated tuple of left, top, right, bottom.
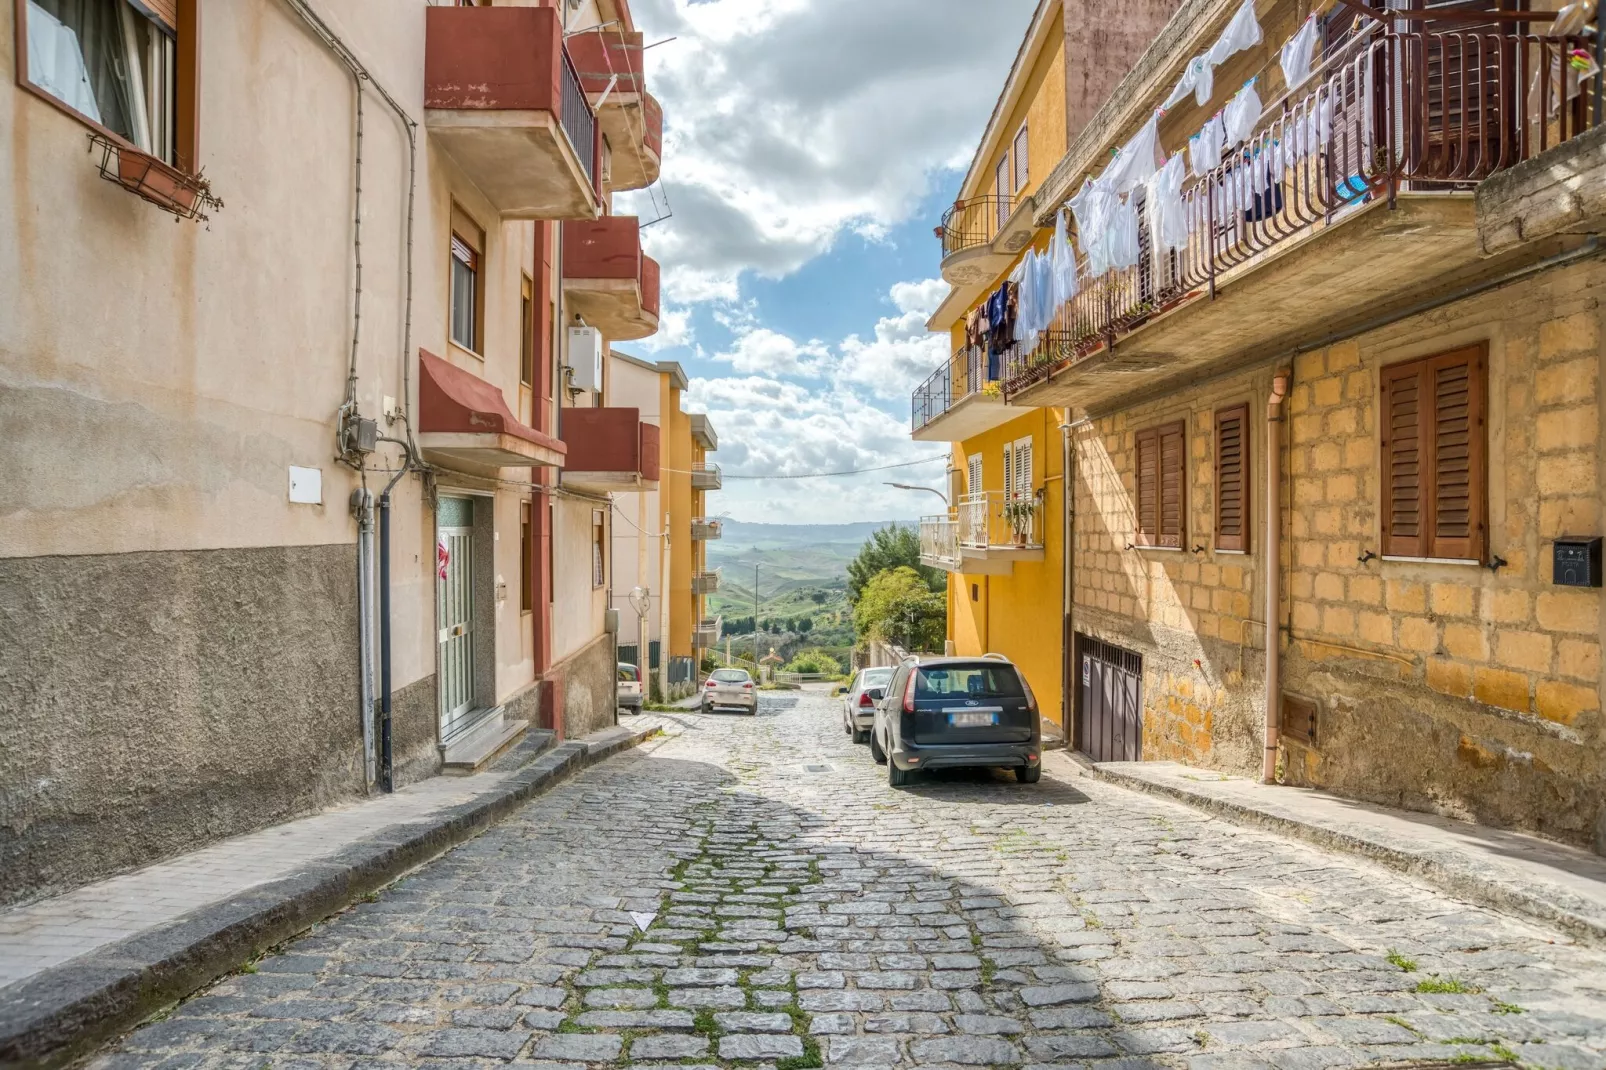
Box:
(0, 717, 669, 1066)
(1077, 758, 1606, 946)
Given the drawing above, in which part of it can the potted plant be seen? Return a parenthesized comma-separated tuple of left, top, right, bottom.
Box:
(1003, 493, 1039, 545)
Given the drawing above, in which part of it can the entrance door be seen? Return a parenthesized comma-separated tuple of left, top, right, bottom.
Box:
(437, 496, 477, 739)
(1075, 634, 1143, 763)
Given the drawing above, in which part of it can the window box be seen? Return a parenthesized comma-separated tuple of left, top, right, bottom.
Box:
(92, 134, 219, 220)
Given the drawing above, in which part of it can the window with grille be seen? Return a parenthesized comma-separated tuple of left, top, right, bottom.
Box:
(1380, 345, 1487, 561)
(1215, 404, 1249, 552)
(1135, 421, 1186, 548)
(450, 233, 480, 353)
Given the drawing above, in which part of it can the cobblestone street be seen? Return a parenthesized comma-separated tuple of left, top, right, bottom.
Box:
(98, 692, 1606, 1069)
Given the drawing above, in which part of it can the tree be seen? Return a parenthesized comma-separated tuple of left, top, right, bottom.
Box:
(847, 524, 943, 604)
(796, 617, 814, 635)
(853, 566, 946, 652)
(809, 591, 828, 604)
(784, 649, 841, 675)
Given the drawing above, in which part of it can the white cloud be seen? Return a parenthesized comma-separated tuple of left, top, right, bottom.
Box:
(637, 305, 695, 353)
(711, 328, 831, 377)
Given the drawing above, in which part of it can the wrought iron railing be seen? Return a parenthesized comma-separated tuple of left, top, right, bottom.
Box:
(919, 514, 960, 570)
(958, 491, 1043, 550)
(691, 518, 723, 541)
(938, 194, 1017, 258)
(560, 48, 598, 190)
(1004, 28, 1597, 396)
(911, 345, 1005, 432)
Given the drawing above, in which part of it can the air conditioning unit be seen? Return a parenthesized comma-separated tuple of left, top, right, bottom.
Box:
(568, 326, 603, 392)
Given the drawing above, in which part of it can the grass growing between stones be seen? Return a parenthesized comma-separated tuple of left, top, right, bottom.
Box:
(1386, 949, 1419, 972)
(1415, 975, 1481, 994)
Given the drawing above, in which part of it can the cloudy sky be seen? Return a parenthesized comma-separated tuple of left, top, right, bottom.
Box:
(617, 0, 1038, 525)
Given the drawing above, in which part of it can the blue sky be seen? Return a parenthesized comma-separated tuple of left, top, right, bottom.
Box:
(620, 0, 1038, 524)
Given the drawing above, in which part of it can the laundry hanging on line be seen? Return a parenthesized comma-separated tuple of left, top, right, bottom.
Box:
(1280, 14, 1318, 91)
(1222, 79, 1263, 146)
(1158, 0, 1261, 114)
(1147, 154, 1190, 254)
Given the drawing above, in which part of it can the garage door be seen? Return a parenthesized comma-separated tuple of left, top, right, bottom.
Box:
(1075, 634, 1143, 763)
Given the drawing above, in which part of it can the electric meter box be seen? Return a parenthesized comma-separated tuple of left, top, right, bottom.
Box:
(568, 327, 603, 392)
(1552, 536, 1602, 588)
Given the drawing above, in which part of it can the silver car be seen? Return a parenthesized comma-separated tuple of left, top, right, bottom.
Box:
(702, 668, 757, 716)
(841, 666, 894, 744)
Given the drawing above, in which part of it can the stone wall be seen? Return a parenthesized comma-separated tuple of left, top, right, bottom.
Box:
(548, 629, 618, 740)
(0, 544, 365, 907)
(1072, 262, 1606, 850)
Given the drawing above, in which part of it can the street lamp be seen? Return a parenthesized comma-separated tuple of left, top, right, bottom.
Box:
(883, 482, 949, 506)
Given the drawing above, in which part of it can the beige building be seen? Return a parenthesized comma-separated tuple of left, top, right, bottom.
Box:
(0, 0, 665, 905)
(925, 0, 1606, 852)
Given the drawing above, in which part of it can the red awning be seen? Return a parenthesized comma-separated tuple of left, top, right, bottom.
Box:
(419, 349, 565, 455)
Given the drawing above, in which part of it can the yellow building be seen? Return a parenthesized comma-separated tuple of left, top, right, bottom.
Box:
(926, 0, 1606, 851)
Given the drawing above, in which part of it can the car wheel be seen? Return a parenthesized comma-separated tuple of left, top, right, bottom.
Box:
(889, 761, 912, 787)
(843, 715, 853, 735)
(1016, 764, 1042, 784)
(852, 729, 869, 745)
(869, 727, 887, 765)
(701, 702, 712, 715)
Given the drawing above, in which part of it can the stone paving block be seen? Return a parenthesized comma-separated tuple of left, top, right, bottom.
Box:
(581, 987, 658, 1008)
(628, 1034, 709, 1060)
(826, 1036, 902, 1064)
(718, 1033, 805, 1060)
(908, 1035, 1024, 1064)
(533, 1033, 624, 1061)
(1018, 981, 1099, 1006)
(713, 1012, 793, 1033)
(666, 985, 746, 1009)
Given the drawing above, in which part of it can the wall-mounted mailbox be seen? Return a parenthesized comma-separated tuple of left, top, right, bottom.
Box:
(1553, 537, 1603, 588)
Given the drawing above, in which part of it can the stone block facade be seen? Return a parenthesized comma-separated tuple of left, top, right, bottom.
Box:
(1071, 261, 1606, 851)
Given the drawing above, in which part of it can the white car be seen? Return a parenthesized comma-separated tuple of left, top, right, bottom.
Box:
(617, 663, 643, 713)
(841, 666, 894, 744)
(702, 668, 758, 715)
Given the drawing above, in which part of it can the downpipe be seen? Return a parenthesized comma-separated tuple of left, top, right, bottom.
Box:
(351, 489, 377, 789)
(1263, 372, 1290, 784)
(377, 436, 420, 793)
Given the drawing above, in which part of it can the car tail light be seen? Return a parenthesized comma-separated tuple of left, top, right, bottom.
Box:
(1019, 672, 1039, 713)
(706, 679, 716, 688)
(742, 682, 753, 689)
(858, 693, 875, 708)
(634, 667, 642, 682)
(902, 671, 918, 714)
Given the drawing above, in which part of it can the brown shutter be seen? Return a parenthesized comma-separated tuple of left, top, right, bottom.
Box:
(1380, 344, 1487, 561)
(1135, 428, 1159, 546)
(135, 0, 178, 30)
(1215, 404, 1249, 552)
(1158, 420, 1186, 549)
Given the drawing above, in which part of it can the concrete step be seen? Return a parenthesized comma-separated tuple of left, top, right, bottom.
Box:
(441, 715, 529, 775)
(485, 728, 558, 774)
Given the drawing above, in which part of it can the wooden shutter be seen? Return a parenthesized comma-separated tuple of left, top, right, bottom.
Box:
(1135, 428, 1159, 546)
(1003, 446, 1015, 503)
(1380, 344, 1487, 561)
(1158, 421, 1185, 549)
(1215, 404, 1249, 552)
(967, 454, 983, 496)
(1014, 438, 1034, 497)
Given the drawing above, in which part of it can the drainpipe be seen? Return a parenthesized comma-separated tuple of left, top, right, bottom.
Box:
(1263, 372, 1290, 784)
(377, 435, 419, 793)
(351, 489, 377, 789)
(1060, 416, 1074, 748)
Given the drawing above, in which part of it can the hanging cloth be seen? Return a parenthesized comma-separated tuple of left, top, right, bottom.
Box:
(1032, 250, 1055, 333)
(1190, 114, 1227, 178)
(1163, 54, 1215, 109)
(1069, 177, 1117, 278)
(1208, 0, 1263, 69)
(1280, 15, 1318, 92)
(1050, 208, 1079, 312)
(1103, 112, 1164, 195)
(1011, 254, 1036, 348)
(1146, 155, 1190, 254)
(1106, 195, 1141, 271)
(1223, 80, 1262, 146)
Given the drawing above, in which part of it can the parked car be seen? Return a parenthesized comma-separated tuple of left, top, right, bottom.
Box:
(617, 663, 643, 713)
(702, 668, 757, 716)
(872, 655, 1041, 787)
(841, 666, 895, 744)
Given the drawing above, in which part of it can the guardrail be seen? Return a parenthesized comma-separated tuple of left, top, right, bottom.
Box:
(560, 48, 598, 190)
(958, 490, 1043, 551)
(938, 194, 1016, 259)
(692, 462, 723, 491)
(911, 345, 1004, 433)
(1004, 28, 1598, 396)
(919, 514, 960, 570)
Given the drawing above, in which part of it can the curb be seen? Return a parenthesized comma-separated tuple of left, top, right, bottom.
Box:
(0, 724, 662, 1069)
(1086, 764, 1606, 949)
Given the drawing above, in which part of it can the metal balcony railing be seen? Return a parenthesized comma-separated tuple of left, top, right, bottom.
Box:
(693, 617, 722, 648)
(691, 518, 723, 541)
(692, 462, 723, 491)
(691, 570, 721, 595)
(938, 194, 1016, 259)
(919, 514, 960, 570)
(958, 491, 1043, 551)
(1004, 27, 1599, 396)
(911, 345, 1008, 433)
(560, 48, 598, 190)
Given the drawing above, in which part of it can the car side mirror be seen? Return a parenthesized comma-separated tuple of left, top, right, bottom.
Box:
(865, 687, 885, 702)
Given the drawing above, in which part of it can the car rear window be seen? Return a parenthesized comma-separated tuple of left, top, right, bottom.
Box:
(711, 670, 750, 683)
(915, 665, 1024, 699)
(862, 669, 893, 687)
(617, 666, 637, 682)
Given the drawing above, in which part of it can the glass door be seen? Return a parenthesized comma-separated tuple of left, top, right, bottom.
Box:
(437, 496, 476, 738)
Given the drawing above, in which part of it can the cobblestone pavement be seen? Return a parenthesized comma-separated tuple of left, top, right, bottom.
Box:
(97, 692, 1606, 1069)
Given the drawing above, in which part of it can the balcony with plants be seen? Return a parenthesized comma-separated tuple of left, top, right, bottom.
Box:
(920, 489, 1044, 575)
(691, 518, 723, 541)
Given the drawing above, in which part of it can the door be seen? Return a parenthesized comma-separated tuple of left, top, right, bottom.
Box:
(437, 496, 477, 738)
(1075, 634, 1143, 762)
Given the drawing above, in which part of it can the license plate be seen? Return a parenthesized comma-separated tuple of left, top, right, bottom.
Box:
(949, 711, 998, 727)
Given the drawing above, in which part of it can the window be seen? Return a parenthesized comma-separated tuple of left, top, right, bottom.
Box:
(967, 453, 983, 496)
(520, 276, 535, 387)
(1135, 421, 1185, 548)
(450, 232, 480, 353)
(915, 665, 1025, 699)
(592, 509, 606, 587)
(1013, 124, 1029, 192)
(995, 155, 1010, 228)
(520, 501, 533, 612)
(1006, 437, 1033, 499)
(1215, 403, 1249, 552)
(20, 0, 196, 168)
(1380, 344, 1488, 561)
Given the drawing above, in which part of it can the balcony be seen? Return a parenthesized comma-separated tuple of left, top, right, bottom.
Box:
(692, 462, 723, 491)
(920, 492, 1044, 575)
(691, 570, 722, 596)
(417, 349, 567, 473)
(565, 29, 662, 191)
(691, 518, 723, 541)
(560, 407, 660, 493)
(1007, 28, 1596, 413)
(693, 617, 722, 649)
(690, 414, 718, 451)
(563, 216, 660, 341)
(911, 346, 1016, 442)
(424, 4, 600, 220)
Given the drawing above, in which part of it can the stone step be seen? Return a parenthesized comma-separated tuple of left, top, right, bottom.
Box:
(441, 716, 529, 775)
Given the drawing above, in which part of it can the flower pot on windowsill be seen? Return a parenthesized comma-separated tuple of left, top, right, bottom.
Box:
(117, 149, 201, 214)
